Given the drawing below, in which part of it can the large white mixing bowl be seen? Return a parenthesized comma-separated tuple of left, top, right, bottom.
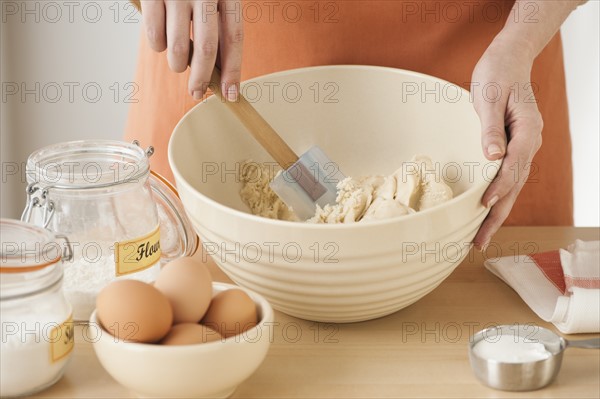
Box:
(169, 65, 499, 323)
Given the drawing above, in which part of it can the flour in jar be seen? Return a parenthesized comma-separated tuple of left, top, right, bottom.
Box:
(63, 252, 159, 321)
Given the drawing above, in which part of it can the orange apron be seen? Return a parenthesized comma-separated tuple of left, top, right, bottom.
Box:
(125, 0, 573, 226)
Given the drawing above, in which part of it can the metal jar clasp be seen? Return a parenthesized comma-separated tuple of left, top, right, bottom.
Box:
(21, 183, 55, 228)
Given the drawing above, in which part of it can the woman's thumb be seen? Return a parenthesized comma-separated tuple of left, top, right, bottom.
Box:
(476, 102, 507, 161)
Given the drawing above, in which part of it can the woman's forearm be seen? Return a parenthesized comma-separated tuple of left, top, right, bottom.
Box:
(493, 0, 588, 61)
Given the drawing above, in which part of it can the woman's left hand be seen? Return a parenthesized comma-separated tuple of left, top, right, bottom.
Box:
(471, 38, 543, 250)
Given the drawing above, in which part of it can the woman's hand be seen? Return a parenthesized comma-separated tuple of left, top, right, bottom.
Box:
(140, 0, 242, 101)
(470, 0, 587, 249)
(471, 38, 543, 250)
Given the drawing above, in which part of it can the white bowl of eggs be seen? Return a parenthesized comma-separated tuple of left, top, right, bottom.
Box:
(169, 65, 500, 323)
(90, 258, 273, 398)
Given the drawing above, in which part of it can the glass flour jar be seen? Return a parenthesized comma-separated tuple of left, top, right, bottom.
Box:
(22, 140, 198, 321)
(0, 219, 73, 397)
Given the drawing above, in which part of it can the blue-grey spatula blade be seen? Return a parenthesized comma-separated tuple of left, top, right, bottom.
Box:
(270, 146, 345, 220)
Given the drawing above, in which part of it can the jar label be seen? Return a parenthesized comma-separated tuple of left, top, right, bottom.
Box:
(114, 225, 161, 276)
(49, 315, 74, 363)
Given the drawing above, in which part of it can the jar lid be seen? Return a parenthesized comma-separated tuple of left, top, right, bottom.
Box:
(150, 171, 199, 262)
(0, 219, 63, 272)
(0, 219, 70, 299)
(26, 140, 150, 189)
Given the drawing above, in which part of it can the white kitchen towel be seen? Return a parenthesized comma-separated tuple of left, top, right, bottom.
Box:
(484, 240, 600, 334)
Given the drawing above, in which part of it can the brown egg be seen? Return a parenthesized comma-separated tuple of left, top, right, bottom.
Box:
(96, 280, 172, 343)
(160, 323, 222, 345)
(202, 289, 257, 338)
(154, 257, 213, 323)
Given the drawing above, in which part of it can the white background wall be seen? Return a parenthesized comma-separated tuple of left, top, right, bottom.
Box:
(1, 1, 598, 226)
(562, 0, 600, 227)
(1, 0, 141, 218)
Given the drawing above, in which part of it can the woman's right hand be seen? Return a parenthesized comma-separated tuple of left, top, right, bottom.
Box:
(140, 0, 243, 101)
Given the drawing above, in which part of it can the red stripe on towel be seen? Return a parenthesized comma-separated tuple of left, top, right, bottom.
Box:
(564, 276, 600, 290)
(530, 251, 566, 294)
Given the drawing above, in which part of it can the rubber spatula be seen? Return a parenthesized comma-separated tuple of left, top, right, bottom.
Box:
(209, 68, 345, 220)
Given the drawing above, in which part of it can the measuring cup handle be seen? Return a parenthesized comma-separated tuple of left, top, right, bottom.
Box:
(568, 338, 600, 349)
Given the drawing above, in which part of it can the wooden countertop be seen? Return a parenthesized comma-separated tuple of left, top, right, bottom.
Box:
(35, 227, 600, 398)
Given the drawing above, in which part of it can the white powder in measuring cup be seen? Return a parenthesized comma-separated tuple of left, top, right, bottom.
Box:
(473, 334, 552, 363)
(63, 254, 159, 321)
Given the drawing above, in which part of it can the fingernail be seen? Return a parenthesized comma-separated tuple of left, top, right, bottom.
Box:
(487, 144, 503, 157)
(193, 91, 202, 101)
(487, 195, 499, 208)
(479, 241, 489, 253)
(226, 85, 238, 102)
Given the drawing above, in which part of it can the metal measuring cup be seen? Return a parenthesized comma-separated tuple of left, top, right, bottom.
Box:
(468, 324, 600, 391)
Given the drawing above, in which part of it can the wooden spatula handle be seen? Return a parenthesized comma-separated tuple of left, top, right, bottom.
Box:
(210, 68, 299, 168)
